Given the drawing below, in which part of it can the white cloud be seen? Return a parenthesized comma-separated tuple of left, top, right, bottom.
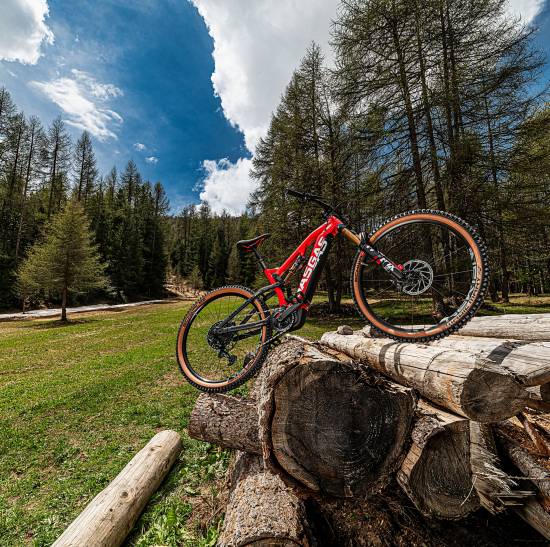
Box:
(191, 0, 339, 153)
(145, 156, 159, 164)
(70, 69, 123, 100)
(199, 158, 255, 214)
(30, 70, 123, 140)
(0, 0, 53, 64)
(134, 142, 147, 151)
(507, 0, 544, 23)
(191, 0, 340, 213)
(191, 0, 545, 214)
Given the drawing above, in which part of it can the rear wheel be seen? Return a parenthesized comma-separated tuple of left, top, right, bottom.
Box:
(351, 210, 488, 342)
(176, 285, 271, 392)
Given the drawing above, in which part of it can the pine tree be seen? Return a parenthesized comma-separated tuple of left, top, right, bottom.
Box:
(17, 200, 108, 321)
(73, 131, 98, 204)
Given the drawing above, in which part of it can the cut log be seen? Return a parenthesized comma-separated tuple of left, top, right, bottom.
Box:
(455, 313, 550, 342)
(469, 422, 531, 513)
(257, 339, 416, 497)
(188, 393, 260, 454)
(218, 451, 311, 546)
(397, 400, 480, 519)
(414, 335, 550, 388)
(53, 430, 182, 547)
(321, 332, 528, 422)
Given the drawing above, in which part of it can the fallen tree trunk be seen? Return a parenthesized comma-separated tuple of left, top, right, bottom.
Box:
(257, 339, 416, 497)
(455, 314, 550, 342)
(321, 332, 528, 422)
(188, 393, 260, 454)
(397, 401, 480, 519)
(417, 335, 550, 387)
(53, 430, 182, 547)
(218, 452, 312, 546)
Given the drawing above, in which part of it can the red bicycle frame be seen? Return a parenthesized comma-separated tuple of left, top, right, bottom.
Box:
(263, 214, 344, 309)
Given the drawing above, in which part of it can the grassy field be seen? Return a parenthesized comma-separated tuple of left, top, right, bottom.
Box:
(1, 295, 550, 545)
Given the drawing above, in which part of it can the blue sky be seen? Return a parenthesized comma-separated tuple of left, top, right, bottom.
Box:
(1, 0, 248, 212)
(0, 0, 548, 214)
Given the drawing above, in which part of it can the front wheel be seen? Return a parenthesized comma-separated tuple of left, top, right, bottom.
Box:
(351, 210, 489, 342)
(176, 285, 271, 392)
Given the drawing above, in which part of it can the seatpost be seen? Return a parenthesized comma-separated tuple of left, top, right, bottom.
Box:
(252, 248, 268, 270)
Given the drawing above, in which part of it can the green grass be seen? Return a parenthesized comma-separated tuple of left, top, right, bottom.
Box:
(1, 294, 549, 545)
(0, 300, 364, 546)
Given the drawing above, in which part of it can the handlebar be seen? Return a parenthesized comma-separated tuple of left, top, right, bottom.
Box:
(286, 188, 334, 213)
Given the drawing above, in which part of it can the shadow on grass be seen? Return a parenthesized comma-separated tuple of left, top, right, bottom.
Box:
(17, 317, 100, 330)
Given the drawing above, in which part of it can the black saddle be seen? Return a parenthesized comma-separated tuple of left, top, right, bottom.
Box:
(236, 233, 270, 253)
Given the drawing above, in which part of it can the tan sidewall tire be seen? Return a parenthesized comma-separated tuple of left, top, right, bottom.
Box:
(176, 286, 270, 392)
(352, 211, 487, 341)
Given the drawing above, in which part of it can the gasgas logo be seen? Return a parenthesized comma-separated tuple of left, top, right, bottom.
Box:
(299, 236, 328, 293)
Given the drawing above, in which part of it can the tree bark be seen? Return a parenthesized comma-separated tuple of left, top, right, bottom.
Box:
(321, 331, 528, 421)
(397, 400, 480, 519)
(53, 430, 182, 547)
(426, 335, 550, 387)
(455, 314, 550, 342)
(257, 339, 416, 497)
(188, 393, 260, 454)
(218, 451, 312, 547)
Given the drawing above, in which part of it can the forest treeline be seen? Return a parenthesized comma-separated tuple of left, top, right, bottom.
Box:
(1, 0, 549, 312)
(251, 0, 550, 310)
(0, 91, 169, 308)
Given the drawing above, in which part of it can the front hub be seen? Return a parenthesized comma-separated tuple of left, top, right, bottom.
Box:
(400, 259, 434, 295)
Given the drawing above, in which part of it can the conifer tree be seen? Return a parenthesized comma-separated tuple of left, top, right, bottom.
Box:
(17, 200, 108, 321)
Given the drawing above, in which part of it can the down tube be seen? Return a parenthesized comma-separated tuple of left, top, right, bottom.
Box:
(301, 234, 334, 302)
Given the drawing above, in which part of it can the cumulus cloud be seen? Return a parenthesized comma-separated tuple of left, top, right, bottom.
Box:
(191, 0, 340, 213)
(191, 0, 339, 153)
(30, 70, 123, 140)
(191, 0, 545, 214)
(507, 0, 545, 22)
(145, 156, 159, 164)
(0, 0, 54, 64)
(199, 158, 255, 214)
(134, 142, 147, 151)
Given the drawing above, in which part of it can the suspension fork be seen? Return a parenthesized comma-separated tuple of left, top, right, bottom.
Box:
(340, 227, 404, 281)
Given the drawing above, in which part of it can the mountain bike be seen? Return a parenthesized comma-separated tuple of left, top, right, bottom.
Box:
(176, 189, 489, 392)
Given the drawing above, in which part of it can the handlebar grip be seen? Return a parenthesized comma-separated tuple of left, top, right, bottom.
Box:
(286, 188, 306, 199)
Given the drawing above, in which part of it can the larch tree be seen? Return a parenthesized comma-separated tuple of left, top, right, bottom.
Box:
(17, 200, 108, 321)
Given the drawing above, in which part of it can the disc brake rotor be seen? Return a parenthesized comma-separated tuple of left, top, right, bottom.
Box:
(400, 259, 434, 295)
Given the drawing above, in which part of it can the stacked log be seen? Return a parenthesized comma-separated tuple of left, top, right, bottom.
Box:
(190, 341, 416, 498)
(188, 316, 550, 544)
(320, 331, 530, 421)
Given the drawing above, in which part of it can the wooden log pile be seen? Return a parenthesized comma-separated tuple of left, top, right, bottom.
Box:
(188, 314, 550, 545)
